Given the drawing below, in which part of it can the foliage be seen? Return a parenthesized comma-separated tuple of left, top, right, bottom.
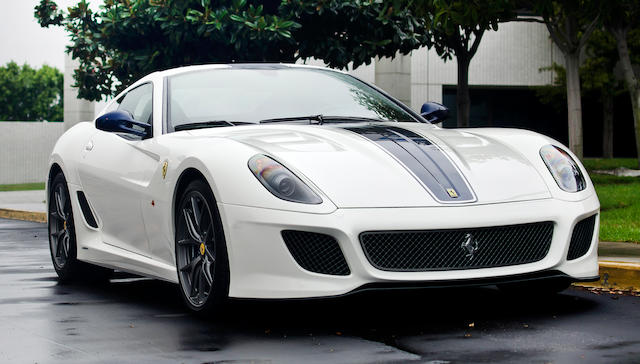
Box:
(413, 0, 515, 61)
(534, 27, 640, 108)
(35, 0, 427, 101)
(0, 62, 63, 121)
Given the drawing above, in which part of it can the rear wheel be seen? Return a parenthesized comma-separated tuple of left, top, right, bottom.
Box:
(175, 179, 229, 314)
(48, 172, 111, 283)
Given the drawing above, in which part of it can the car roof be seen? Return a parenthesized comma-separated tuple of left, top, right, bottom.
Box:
(145, 63, 345, 81)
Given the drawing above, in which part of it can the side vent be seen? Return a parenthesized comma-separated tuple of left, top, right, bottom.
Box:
(567, 215, 597, 260)
(76, 191, 98, 228)
(282, 230, 350, 276)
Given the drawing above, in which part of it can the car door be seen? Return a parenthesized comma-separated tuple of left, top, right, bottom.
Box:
(78, 83, 159, 256)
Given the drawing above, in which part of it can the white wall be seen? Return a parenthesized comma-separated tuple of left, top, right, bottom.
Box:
(0, 122, 65, 184)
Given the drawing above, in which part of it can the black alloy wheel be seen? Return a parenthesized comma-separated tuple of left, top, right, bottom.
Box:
(49, 174, 73, 271)
(48, 172, 111, 283)
(175, 180, 229, 313)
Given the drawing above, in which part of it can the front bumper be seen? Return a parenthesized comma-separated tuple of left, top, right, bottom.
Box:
(218, 194, 600, 299)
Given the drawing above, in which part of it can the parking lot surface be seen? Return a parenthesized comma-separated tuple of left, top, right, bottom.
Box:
(1, 218, 639, 364)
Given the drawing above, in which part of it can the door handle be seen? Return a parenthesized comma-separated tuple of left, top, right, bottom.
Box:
(85, 141, 94, 151)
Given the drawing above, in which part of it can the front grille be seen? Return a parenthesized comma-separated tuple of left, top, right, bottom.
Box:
(282, 230, 350, 276)
(567, 215, 597, 260)
(360, 222, 554, 272)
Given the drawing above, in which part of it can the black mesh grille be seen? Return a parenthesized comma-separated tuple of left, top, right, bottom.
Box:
(360, 222, 554, 271)
(282, 230, 350, 276)
(567, 215, 597, 260)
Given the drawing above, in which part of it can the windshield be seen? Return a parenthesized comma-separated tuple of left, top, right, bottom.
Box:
(167, 67, 418, 130)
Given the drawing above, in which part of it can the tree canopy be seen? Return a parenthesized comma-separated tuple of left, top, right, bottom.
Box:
(35, 0, 427, 101)
(411, 0, 516, 127)
(0, 62, 63, 121)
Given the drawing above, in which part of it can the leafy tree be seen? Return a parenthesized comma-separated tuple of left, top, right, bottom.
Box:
(412, 0, 516, 127)
(535, 26, 640, 158)
(531, 0, 601, 159)
(0, 62, 63, 121)
(35, 0, 427, 101)
(603, 0, 640, 167)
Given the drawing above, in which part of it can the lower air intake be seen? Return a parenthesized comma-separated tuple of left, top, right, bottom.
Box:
(282, 230, 350, 276)
(567, 215, 597, 260)
(360, 222, 554, 272)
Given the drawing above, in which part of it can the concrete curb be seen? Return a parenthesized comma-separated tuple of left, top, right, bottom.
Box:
(575, 261, 640, 292)
(0, 209, 46, 223)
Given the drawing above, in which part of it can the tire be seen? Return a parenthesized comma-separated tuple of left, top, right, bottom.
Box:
(48, 171, 112, 283)
(175, 179, 230, 314)
(497, 278, 571, 296)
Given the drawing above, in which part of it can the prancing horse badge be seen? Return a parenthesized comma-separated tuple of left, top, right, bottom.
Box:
(162, 161, 168, 179)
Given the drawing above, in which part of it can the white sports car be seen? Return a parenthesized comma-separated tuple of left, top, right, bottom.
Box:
(47, 64, 600, 313)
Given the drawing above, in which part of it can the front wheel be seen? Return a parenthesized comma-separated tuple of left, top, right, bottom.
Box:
(48, 172, 111, 283)
(175, 180, 230, 314)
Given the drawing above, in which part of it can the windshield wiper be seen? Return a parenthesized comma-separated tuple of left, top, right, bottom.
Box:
(259, 115, 326, 125)
(174, 120, 236, 131)
(259, 115, 406, 125)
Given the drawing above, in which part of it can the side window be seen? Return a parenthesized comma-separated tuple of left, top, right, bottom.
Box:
(117, 83, 153, 125)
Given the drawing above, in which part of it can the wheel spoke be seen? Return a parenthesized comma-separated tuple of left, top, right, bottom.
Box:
(54, 188, 66, 220)
(50, 211, 61, 221)
(51, 230, 64, 239)
(61, 233, 70, 258)
(55, 231, 65, 257)
(177, 238, 197, 246)
(183, 208, 202, 243)
(190, 261, 202, 298)
(180, 254, 202, 273)
(202, 259, 213, 286)
(190, 196, 202, 232)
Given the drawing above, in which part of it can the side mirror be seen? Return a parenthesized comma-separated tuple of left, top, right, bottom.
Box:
(95, 110, 151, 138)
(420, 102, 449, 123)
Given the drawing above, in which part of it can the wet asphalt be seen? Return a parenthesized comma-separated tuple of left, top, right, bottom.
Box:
(1, 218, 639, 364)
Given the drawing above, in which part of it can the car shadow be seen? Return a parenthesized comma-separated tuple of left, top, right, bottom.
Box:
(50, 272, 600, 341)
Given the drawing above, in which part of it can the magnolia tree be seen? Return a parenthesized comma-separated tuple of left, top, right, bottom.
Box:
(35, 0, 427, 101)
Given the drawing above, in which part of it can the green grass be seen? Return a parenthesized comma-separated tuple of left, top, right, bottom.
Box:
(0, 182, 45, 192)
(582, 158, 638, 171)
(584, 159, 640, 243)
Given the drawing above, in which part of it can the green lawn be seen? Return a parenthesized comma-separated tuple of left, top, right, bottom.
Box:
(582, 158, 638, 171)
(0, 182, 45, 192)
(584, 159, 640, 243)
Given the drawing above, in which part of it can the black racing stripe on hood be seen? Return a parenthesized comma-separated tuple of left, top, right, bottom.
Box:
(343, 125, 475, 202)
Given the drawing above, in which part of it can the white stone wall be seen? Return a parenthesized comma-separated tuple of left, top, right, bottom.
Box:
(0, 122, 66, 184)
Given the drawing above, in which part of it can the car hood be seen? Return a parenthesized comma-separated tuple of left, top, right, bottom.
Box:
(205, 123, 551, 208)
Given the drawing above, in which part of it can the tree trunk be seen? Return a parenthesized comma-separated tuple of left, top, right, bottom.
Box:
(612, 27, 640, 169)
(602, 90, 614, 158)
(456, 53, 471, 127)
(564, 52, 584, 159)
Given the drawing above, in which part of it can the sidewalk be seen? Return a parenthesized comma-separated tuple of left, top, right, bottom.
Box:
(0, 190, 638, 291)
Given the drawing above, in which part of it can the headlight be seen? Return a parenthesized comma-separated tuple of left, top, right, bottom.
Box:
(248, 155, 322, 204)
(539, 145, 586, 192)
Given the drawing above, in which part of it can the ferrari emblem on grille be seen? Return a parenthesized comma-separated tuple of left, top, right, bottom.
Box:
(162, 161, 168, 179)
(461, 233, 479, 259)
(447, 188, 458, 198)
